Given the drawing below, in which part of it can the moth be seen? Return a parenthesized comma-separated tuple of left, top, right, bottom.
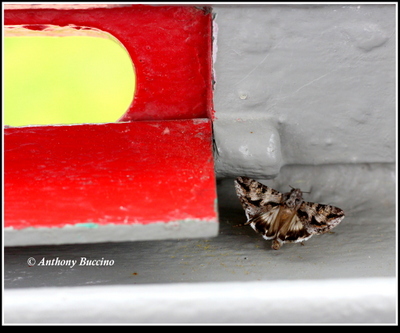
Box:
(234, 176, 345, 250)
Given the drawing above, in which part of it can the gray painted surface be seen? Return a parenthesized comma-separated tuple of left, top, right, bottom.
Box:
(213, 4, 396, 177)
(3, 4, 396, 324)
(4, 278, 396, 324)
(4, 220, 219, 247)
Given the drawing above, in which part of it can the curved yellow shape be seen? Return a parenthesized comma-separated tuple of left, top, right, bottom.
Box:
(4, 25, 135, 127)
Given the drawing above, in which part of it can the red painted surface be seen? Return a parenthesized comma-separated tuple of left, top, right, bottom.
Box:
(5, 120, 217, 229)
(4, 5, 216, 239)
(4, 5, 214, 121)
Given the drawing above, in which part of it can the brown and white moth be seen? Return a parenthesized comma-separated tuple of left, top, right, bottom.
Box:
(234, 176, 345, 250)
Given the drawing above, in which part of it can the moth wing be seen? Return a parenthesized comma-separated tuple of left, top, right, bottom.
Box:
(297, 201, 345, 235)
(245, 207, 281, 240)
(234, 176, 283, 220)
(247, 207, 313, 243)
(279, 214, 313, 243)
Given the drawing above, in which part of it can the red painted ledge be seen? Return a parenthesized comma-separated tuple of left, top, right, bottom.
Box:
(4, 120, 218, 245)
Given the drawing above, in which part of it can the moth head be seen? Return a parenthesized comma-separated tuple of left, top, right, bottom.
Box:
(285, 188, 304, 208)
